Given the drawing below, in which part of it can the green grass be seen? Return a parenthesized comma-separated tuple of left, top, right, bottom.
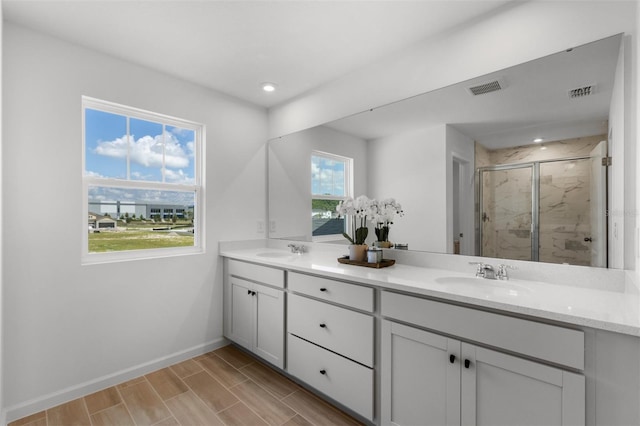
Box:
(89, 229, 194, 252)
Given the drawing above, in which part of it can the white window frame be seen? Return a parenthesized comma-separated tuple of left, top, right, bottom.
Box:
(82, 96, 205, 264)
(311, 150, 353, 242)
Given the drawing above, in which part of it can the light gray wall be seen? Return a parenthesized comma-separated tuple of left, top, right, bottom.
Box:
(2, 22, 268, 419)
(368, 125, 447, 252)
(0, 3, 4, 425)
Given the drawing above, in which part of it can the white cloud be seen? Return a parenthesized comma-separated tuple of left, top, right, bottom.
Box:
(84, 170, 106, 178)
(165, 168, 195, 184)
(94, 133, 191, 170)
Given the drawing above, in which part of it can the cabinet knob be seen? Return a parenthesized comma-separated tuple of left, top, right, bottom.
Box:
(320, 288, 327, 292)
(449, 354, 456, 364)
(464, 359, 471, 369)
(319, 323, 326, 328)
(247, 289, 251, 295)
(319, 369, 326, 375)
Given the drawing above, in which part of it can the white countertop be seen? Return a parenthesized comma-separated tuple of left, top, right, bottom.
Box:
(220, 244, 640, 337)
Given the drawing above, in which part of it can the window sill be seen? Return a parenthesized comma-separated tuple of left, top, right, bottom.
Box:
(81, 246, 204, 265)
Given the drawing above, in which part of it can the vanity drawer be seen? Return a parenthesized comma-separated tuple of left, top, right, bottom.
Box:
(287, 334, 373, 420)
(227, 259, 284, 289)
(288, 271, 374, 312)
(288, 293, 374, 367)
(381, 290, 584, 370)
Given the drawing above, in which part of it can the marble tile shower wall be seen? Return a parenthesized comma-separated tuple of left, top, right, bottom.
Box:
(539, 159, 593, 265)
(481, 167, 533, 261)
(476, 134, 605, 266)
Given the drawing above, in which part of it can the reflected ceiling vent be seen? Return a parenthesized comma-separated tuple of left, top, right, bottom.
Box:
(568, 84, 597, 99)
(467, 77, 507, 96)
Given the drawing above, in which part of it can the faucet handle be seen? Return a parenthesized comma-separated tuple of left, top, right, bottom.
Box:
(287, 243, 306, 254)
(469, 261, 486, 277)
(497, 264, 516, 280)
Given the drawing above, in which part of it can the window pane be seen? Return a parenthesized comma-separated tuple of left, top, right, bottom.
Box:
(165, 125, 195, 184)
(312, 199, 344, 236)
(130, 118, 164, 182)
(311, 155, 346, 196)
(85, 109, 127, 179)
(88, 186, 195, 253)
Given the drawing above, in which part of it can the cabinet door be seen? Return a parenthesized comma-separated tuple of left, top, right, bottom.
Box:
(461, 343, 585, 426)
(381, 321, 461, 426)
(254, 283, 284, 369)
(229, 277, 254, 351)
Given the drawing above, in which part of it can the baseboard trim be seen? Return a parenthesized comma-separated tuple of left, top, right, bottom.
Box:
(5, 338, 229, 424)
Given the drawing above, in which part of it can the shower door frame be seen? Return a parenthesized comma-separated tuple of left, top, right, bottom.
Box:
(477, 162, 539, 262)
(477, 154, 601, 264)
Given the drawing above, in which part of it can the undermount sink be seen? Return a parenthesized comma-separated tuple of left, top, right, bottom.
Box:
(255, 251, 293, 258)
(434, 276, 532, 295)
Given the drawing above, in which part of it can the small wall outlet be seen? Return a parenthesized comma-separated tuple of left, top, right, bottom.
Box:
(270, 220, 277, 233)
(257, 220, 265, 233)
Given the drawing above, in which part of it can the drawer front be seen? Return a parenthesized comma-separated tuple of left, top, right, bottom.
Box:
(227, 259, 284, 289)
(288, 293, 374, 367)
(381, 290, 584, 370)
(288, 334, 373, 420)
(288, 272, 374, 312)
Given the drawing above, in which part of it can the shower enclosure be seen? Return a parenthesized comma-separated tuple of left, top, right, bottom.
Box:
(477, 142, 607, 267)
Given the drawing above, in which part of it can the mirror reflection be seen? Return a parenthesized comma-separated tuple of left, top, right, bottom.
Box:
(268, 34, 623, 268)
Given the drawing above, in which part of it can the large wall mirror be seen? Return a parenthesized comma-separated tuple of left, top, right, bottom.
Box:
(268, 34, 624, 269)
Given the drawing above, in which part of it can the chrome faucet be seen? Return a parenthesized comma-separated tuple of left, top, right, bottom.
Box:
(469, 262, 496, 279)
(469, 262, 516, 280)
(287, 243, 306, 254)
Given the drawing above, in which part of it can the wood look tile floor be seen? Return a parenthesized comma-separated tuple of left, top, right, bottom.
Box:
(10, 345, 363, 426)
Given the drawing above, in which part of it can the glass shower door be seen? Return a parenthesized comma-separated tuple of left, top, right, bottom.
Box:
(480, 165, 534, 261)
(538, 153, 603, 267)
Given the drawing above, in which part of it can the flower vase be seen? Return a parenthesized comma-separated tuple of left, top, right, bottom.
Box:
(349, 244, 368, 262)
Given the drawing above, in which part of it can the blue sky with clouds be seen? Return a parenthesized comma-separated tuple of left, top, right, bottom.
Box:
(85, 108, 196, 206)
(311, 155, 346, 196)
(85, 108, 195, 183)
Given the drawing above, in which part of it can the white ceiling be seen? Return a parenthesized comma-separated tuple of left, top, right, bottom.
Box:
(2, 0, 514, 108)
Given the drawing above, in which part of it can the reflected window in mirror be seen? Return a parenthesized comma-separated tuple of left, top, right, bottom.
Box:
(311, 151, 353, 240)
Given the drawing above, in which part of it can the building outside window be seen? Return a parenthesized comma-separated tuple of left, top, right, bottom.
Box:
(83, 96, 204, 262)
(311, 151, 353, 239)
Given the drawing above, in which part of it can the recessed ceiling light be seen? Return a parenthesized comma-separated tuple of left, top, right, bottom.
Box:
(533, 138, 544, 143)
(262, 82, 277, 92)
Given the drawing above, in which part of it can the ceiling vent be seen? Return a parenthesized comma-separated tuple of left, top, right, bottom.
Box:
(467, 77, 507, 96)
(568, 84, 596, 99)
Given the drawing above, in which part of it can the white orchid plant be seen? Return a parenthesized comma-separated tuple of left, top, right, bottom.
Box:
(371, 198, 404, 242)
(336, 196, 404, 245)
(336, 195, 374, 245)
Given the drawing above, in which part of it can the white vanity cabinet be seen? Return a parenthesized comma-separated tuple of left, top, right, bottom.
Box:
(286, 272, 375, 421)
(381, 291, 585, 426)
(224, 259, 285, 368)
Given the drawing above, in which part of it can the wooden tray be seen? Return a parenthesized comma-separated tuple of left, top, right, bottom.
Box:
(337, 256, 395, 269)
